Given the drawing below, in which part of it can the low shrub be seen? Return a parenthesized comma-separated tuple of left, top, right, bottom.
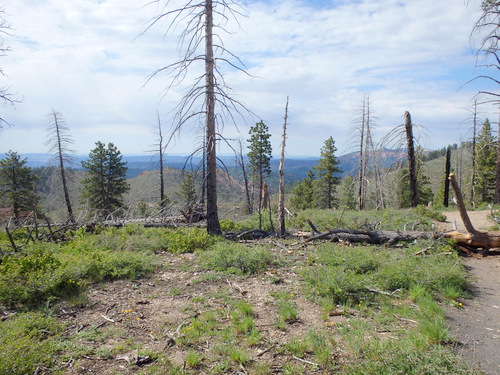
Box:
(199, 242, 278, 274)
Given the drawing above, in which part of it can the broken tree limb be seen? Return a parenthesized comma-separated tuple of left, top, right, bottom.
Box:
(444, 172, 500, 249)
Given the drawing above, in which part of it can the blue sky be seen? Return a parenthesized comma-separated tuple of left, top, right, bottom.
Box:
(0, 0, 497, 157)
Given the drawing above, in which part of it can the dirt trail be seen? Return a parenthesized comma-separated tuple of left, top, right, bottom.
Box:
(441, 211, 500, 375)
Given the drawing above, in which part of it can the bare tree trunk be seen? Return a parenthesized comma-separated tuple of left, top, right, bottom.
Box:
(358, 95, 366, 210)
(470, 100, 477, 205)
(404, 111, 418, 207)
(495, 112, 500, 204)
(205, 0, 221, 235)
(444, 146, 451, 207)
(156, 112, 166, 210)
(278, 96, 288, 237)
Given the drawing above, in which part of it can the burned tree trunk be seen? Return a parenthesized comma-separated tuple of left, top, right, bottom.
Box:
(444, 146, 451, 207)
(404, 111, 418, 207)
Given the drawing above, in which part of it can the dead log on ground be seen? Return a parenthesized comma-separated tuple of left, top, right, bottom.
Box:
(305, 228, 434, 245)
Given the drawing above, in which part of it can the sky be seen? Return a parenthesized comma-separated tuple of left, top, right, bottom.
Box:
(0, 0, 498, 158)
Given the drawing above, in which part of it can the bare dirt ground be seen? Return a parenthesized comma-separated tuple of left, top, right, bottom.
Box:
(440, 210, 500, 375)
(56, 250, 341, 374)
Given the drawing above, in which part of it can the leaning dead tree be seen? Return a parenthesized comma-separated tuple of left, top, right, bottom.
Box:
(45, 110, 75, 224)
(445, 172, 500, 249)
(142, 0, 251, 235)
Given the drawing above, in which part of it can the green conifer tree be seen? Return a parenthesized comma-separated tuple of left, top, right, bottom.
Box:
(314, 137, 342, 209)
(0, 151, 40, 219)
(290, 170, 315, 210)
(247, 120, 272, 228)
(476, 118, 497, 202)
(80, 142, 129, 218)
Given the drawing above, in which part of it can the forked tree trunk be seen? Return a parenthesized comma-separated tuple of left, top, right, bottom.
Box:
(205, 0, 221, 235)
(404, 111, 418, 207)
(277, 97, 289, 237)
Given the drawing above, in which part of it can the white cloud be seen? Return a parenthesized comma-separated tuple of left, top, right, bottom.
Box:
(0, 0, 496, 157)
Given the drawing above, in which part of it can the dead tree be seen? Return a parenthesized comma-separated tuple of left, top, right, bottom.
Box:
(404, 111, 419, 207)
(445, 172, 500, 249)
(148, 111, 168, 213)
(469, 99, 479, 205)
(143, 0, 250, 235)
(277, 96, 289, 237)
(496, 112, 500, 204)
(443, 146, 451, 207)
(0, 8, 17, 127)
(45, 110, 75, 224)
(381, 111, 424, 208)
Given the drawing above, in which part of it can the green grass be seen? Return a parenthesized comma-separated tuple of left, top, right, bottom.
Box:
(198, 241, 279, 274)
(0, 312, 63, 375)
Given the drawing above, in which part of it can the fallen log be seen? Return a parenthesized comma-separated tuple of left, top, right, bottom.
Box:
(305, 228, 435, 245)
(444, 173, 500, 249)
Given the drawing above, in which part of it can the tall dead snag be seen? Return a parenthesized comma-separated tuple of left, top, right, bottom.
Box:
(277, 96, 289, 237)
(404, 111, 418, 207)
(495, 113, 500, 204)
(143, 0, 250, 235)
(469, 99, 478, 205)
(46, 110, 75, 224)
(445, 172, 500, 249)
(443, 146, 451, 207)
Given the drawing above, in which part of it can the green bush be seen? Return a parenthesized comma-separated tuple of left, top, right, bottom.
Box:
(199, 242, 278, 274)
(0, 240, 156, 308)
(0, 312, 63, 375)
(165, 227, 217, 253)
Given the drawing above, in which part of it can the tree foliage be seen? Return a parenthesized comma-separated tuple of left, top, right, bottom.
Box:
(247, 120, 272, 228)
(0, 151, 40, 219)
(290, 170, 315, 210)
(80, 142, 129, 218)
(476, 118, 497, 202)
(314, 136, 342, 209)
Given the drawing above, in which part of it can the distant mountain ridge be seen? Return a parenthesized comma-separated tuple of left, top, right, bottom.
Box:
(6, 149, 407, 183)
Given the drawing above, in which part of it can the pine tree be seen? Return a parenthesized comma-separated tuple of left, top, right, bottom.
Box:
(476, 118, 497, 202)
(290, 170, 315, 210)
(314, 137, 342, 209)
(80, 142, 129, 218)
(0, 151, 40, 219)
(247, 120, 272, 229)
